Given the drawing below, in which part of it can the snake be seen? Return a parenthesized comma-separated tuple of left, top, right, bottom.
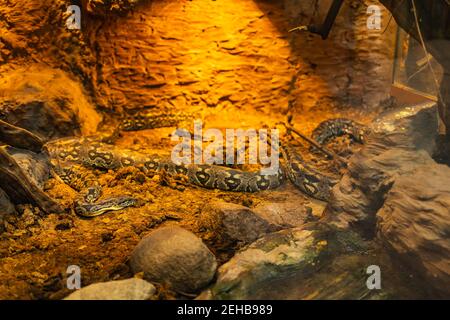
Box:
(43, 115, 367, 217)
(120, 111, 195, 131)
(311, 118, 367, 145)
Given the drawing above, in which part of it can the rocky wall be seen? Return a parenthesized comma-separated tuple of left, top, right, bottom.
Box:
(79, 0, 397, 115)
(1, 0, 397, 119)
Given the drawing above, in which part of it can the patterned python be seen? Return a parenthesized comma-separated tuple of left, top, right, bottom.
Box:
(311, 118, 367, 145)
(121, 111, 195, 131)
(43, 115, 366, 217)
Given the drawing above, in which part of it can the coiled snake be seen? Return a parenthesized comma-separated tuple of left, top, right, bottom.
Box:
(44, 116, 366, 217)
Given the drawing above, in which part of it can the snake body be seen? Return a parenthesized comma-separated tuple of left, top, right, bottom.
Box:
(312, 118, 367, 145)
(121, 111, 195, 131)
(44, 117, 366, 217)
(281, 145, 338, 201)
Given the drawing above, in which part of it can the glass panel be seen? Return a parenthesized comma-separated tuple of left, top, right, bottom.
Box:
(393, 27, 443, 98)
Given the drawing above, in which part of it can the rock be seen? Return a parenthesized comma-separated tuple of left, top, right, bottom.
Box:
(327, 147, 434, 235)
(377, 164, 450, 298)
(325, 102, 440, 236)
(201, 224, 414, 300)
(129, 226, 217, 293)
(83, 0, 141, 16)
(199, 247, 404, 300)
(324, 102, 450, 296)
(64, 278, 156, 300)
(253, 202, 318, 228)
(205, 225, 339, 299)
(77, 0, 395, 113)
(0, 64, 102, 140)
(370, 101, 439, 153)
(199, 201, 281, 244)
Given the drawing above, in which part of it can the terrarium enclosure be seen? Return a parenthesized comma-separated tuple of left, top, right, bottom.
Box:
(0, 0, 449, 301)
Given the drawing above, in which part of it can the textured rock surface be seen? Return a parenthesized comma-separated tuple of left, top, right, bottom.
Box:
(0, 0, 396, 120)
(80, 0, 396, 114)
(0, 0, 93, 81)
(201, 225, 372, 300)
(129, 226, 217, 293)
(0, 65, 101, 140)
(285, 0, 396, 109)
(199, 249, 414, 300)
(81, 0, 141, 16)
(370, 102, 439, 153)
(377, 164, 450, 297)
(325, 102, 440, 235)
(199, 201, 281, 244)
(253, 202, 318, 228)
(64, 278, 156, 300)
(206, 227, 323, 300)
(325, 102, 450, 296)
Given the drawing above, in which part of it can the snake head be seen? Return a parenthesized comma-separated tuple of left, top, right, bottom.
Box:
(75, 195, 138, 217)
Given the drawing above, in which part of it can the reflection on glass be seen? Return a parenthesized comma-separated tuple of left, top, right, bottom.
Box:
(393, 28, 443, 98)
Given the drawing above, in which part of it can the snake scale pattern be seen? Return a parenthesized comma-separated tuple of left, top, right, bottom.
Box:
(44, 115, 366, 217)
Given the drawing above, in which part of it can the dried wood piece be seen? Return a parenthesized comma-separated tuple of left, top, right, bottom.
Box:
(0, 147, 62, 214)
(282, 123, 348, 166)
(0, 119, 44, 153)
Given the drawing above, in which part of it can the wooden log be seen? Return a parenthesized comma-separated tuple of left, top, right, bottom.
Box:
(0, 119, 44, 153)
(0, 147, 62, 213)
(281, 123, 348, 166)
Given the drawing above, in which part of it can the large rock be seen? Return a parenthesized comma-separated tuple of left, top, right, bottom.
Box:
(377, 164, 450, 298)
(202, 225, 346, 300)
(129, 226, 217, 293)
(325, 102, 440, 236)
(253, 202, 319, 228)
(370, 102, 439, 153)
(64, 278, 156, 300)
(324, 102, 450, 297)
(0, 64, 101, 140)
(326, 147, 434, 235)
(199, 201, 281, 244)
(199, 223, 429, 300)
